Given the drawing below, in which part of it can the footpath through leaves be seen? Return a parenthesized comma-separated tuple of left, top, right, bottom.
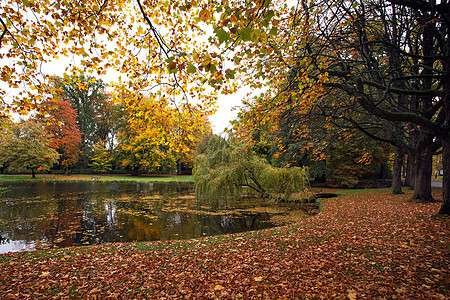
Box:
(0, 189, 448, 299)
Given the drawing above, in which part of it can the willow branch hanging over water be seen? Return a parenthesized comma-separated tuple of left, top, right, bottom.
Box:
(193, 136, 309, 202)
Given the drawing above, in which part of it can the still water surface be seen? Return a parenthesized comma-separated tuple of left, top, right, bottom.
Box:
(0, 181, 298, 254)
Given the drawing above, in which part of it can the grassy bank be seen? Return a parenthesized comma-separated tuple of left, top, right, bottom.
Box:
(0, 188, 448, 299)
(0, 174, 193, 183)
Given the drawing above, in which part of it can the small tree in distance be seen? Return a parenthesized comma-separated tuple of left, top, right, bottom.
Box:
(89, 141, 113, 174)
(0, 121, 59, 178)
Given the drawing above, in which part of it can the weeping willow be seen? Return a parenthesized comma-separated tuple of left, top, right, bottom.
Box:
(194, 136, 309, 202)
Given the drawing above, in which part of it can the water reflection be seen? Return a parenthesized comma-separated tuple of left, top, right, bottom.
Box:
(0, 181, 295, 254)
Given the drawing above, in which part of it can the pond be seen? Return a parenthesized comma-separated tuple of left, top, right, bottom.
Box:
(0, 181, 308, 254)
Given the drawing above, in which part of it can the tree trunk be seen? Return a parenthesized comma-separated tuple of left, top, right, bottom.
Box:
(404, 154, 412, 188)
(406, 125, 419, 190)
(413, 145, 434, 202)
(379, 160, 387, 180)
(131, 166, 140, 176)
(439, 50, 450, 214)
(412, 16, 435, 203)
(64, 168, 69, 176)
(31, 169, 36, 178)
(408, 153, 417, 190)
(439, 139, 450, 214)
(392, 149, 404, 194)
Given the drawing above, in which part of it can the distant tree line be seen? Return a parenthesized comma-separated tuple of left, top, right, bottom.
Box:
(0, 74, 211, 177)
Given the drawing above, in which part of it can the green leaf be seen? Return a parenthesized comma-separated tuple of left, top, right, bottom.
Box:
(240, 27, 252, 41)
(216, 29, 230, 44)
(265, 10, 275, 21)
(208, 63, 217, 73)
(225, 69, 235, 79)
(270, 26, 278, 36)
(165, 56, 174, 63)
(187, 64, 197, 74)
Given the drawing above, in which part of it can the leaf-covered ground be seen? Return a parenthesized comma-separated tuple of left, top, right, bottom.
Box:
(0, 189, 448, 299)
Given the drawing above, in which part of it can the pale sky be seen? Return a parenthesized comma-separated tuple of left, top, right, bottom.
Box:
(209, 90, 246, 134)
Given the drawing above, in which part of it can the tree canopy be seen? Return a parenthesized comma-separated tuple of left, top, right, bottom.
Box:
(39, 97, 82, 174)
(0, 120, 59, 177)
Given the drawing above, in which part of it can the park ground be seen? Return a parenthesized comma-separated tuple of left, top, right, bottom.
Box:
(0, 187, 448, 299)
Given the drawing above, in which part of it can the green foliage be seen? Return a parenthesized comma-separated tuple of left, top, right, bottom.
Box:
(0, 121, 60, 177)
(260, 165, 310, 201)
(194, 135, 309, 201)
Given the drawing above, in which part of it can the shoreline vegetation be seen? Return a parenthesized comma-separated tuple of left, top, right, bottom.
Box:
(0, 174, 194, 183)
(0, 188, 448, 298)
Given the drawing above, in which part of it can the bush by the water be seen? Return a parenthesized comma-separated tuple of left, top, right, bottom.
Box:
(194, 136, 309, 201)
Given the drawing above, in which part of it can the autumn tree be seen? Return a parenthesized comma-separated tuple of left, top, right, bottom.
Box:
(89, 140, 113, 174)
(39, 98, 82, 175)
(0, 120, 59, 178)
(117, 92, 214, 176)
(170, 109, 212, 175)
(117, 96, 177, 176)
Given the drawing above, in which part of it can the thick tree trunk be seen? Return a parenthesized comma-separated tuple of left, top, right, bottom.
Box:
(64, 168, 69, 176)
(439, 51, 450, 214)
(439, 139, 450, 214)
(413, 145, 434, 202)
(392, 149, 404, 194)
(31, 169, 36, 178)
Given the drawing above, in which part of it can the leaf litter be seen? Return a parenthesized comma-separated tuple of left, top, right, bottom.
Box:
(0, 189, 448, 299)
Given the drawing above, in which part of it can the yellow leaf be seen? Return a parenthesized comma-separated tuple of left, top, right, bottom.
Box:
(199, 8, 210, 22)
